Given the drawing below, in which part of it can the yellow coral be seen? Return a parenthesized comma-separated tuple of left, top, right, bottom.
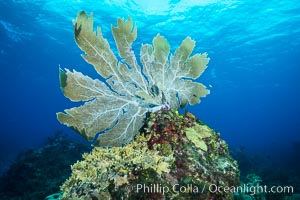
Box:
(185, 124, 213, 151)
(61, 134, 174, 199)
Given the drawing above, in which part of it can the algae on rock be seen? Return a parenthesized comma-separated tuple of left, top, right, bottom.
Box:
(60, 110, 239, 200)
(57, 11, 209, 147)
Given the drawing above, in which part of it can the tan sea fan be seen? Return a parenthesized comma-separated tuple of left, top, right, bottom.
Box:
(57, 11, 210, 146)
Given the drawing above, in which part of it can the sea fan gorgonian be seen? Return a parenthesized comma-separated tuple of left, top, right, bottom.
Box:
(57, 11, 210, 146)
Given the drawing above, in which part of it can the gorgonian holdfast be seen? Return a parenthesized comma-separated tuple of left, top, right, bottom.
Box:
(57, 11, 210, 147)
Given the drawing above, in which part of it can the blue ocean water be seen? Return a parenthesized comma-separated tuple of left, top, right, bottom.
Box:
(0, 0, 299, 172)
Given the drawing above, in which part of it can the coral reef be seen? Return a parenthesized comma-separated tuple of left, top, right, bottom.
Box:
(234, 173, 266, 200)
(57, 11, 209, 147)
(57, 11, 240, 200)
(60, 110, 239, 199)
(45, 192, 63, 200)
(231, 146, 300, 200)
(0, 132, 90, 200)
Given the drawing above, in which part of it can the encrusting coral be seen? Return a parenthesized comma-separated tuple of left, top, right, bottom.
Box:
(185, 124, 213, 151)
(60, 110, 239, 199)
(57, 11, 240, 200)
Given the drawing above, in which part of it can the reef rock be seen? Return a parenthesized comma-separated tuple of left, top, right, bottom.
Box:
(60, 110, 239, 199)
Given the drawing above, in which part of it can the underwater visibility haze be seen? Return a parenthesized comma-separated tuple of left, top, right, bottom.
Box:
(0, 0, 300, 199)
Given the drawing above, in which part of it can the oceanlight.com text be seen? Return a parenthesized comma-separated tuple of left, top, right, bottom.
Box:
(209, 184, 294, 196)
(128, 183, 294, 196)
